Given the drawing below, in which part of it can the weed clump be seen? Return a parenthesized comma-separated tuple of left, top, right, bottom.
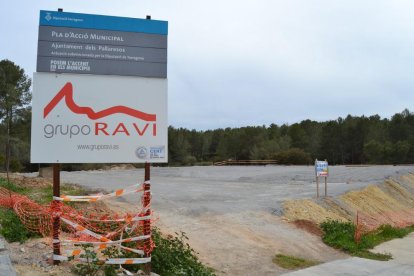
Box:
(320, 220, 414, 260)
(0, 208, 39, 243)
(273, 254, 320, 269)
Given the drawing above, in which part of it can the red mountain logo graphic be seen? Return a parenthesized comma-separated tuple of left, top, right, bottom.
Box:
(43, 82, 157, 121)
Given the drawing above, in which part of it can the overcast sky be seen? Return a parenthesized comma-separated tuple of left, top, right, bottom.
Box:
(1, 0, 414, 130)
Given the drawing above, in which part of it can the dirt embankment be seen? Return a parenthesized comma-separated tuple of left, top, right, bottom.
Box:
(283, 173, 414, 230)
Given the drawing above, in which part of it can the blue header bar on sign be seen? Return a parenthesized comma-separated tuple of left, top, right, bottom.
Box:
(39, 10, 168, 35)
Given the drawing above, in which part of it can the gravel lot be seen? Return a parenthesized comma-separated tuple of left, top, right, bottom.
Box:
(56, 165, 414, 275)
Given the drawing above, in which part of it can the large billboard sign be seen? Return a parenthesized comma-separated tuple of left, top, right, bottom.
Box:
(31, 73, 167, 163)
(37, 10, 167, 77)
(31, 11, 168, 163)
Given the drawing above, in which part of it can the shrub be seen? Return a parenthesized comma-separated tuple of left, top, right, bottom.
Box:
(9, 159, 23, 172)
(273, 148, 312, 165)
(319, 220, 414, 261)
(0, 208, 38, 243)
(320, 220, 357, 253)
(151, 227, 215, 275)
(68, 227, 215, 275)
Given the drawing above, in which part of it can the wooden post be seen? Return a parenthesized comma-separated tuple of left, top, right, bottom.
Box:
(324, 177, 327, 197)
(52, 164, 61, 265)
(143, 162, 151, 275)
(316, 176, 319, 198)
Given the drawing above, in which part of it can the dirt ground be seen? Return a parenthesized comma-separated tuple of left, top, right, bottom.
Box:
(8, 238, 73, 276)
(106, 198, 345, 275)
(15, 165, 414, 275)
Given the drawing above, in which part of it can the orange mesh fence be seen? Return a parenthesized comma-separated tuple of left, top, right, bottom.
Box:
(354, 208, 414, 243)
(0, 182, 154, 265)
(355, 209, 414, 233)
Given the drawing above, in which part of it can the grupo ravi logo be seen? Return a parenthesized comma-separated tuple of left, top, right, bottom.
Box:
(42, 82, 158, 139)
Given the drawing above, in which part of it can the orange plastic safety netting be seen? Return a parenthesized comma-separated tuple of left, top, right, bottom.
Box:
(356, 209, 414, 232)
(0, 182, 153, 265)
(354, 208, 414, 240)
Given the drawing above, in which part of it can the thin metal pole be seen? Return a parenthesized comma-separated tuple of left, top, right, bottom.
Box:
(316, 177, 319, 198)
(324, 177, 327, 197)
(143, 162, 151, 275)
(53, 8, 63, 264)
(143, 20, 152, 276)
(52, 164, 61, 265)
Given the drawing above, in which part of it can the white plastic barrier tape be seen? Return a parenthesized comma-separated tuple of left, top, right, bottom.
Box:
(53, 254, 151, 264)
(105, 257, 151, 265)
(64, 234, 151, 245)
(67, 214, 151, 223)
(61, 217, 150, 255)
(53, 181, 150, 202)
(61, 217, 113, 242)
(65, 246, 145, 257)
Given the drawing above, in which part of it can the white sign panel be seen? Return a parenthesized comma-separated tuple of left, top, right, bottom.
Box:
(315, 160, 329, 177)
(31, 72, 167, 163)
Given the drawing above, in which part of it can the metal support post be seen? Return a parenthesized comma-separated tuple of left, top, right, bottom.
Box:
(316, 176, 319, 198)
(52, 164, 61, 265)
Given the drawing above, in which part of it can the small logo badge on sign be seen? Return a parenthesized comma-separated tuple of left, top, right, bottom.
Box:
(150, 146, 165, 158)
(135, 147, 147, 159)
(45, 12, 52, 21)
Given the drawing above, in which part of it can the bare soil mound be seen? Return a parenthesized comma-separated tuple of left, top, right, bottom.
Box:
(283, 173, 414, 231)
(292, 219, 324, 236)
(283, 199, 348, 224)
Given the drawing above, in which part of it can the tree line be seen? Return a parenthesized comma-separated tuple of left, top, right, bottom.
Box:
(1, 59, 414, 171)
(169, 110, 414, 166)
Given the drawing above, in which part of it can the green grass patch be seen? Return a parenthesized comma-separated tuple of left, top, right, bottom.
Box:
(0, 208, 39, 243)
(0, 176, 88, 242)
(320, 220, 414, 260)
(0, 176, 88, 205)
(32, 183, 88, 205)
(0, 177, 29, 194)
(273, 254, 321, 269)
